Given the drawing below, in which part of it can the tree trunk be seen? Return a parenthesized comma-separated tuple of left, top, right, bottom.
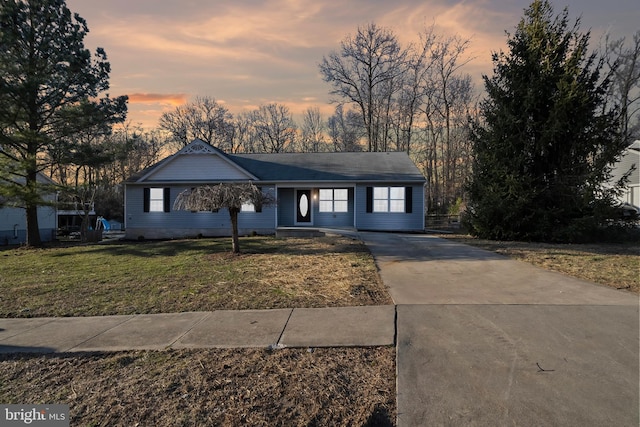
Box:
(26, 204, 42, 247)
(229, 207, 240, 254)
(25, 162, 42, 247)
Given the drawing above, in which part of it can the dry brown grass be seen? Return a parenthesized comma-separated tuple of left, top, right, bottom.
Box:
(1, 235, 396, 425)
(205, 236, 390, 310)
(443, 234, 640, 294)
(0, 347, 396, 426)
(1, 235, 391, 317)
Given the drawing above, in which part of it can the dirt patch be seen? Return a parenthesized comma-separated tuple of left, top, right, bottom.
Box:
(0, 347, 396, 426)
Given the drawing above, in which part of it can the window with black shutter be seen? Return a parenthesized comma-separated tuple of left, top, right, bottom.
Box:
(405, 187, 413, 213)
(144, 187, 170, 212)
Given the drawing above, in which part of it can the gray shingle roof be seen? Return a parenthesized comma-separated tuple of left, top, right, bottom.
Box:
(125, 140, 425, 183)
(228, 152, 425, 182)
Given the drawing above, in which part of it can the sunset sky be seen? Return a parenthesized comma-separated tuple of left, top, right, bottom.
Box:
(65, 0, 638, 129)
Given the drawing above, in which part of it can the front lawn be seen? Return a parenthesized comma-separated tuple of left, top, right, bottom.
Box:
(0, 235, 397, 425)
(0, 347, 396, 426)
(0, 235, 391, 317)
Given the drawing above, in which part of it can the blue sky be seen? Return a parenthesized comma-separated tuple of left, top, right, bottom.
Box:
(65, 0, 639, 128)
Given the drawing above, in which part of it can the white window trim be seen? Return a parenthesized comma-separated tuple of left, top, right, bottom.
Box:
(149, 188, 165, 212)
(373, 186, 405, 213)
(319, 188, 349, 213)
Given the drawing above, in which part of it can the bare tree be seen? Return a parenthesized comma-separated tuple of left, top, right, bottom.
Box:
(416, 31, 475, 213)
(299, 107, 328, 152)
(252, 103, 297, 153)
(319, 22, 477, 212)
(327, 105, 363, 152)
(159, 96, 234, 151)
(391, 25, 438, 154)
(48, 122, 165, 227)
(97, 123, 165, 186)
(230, 111, 259, 153)
(173, 183, 274, 253)
(605, 30, 640, 144)
(319, 23, 407, 152)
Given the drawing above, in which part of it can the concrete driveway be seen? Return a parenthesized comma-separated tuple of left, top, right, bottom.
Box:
(358, 232, 639, 427)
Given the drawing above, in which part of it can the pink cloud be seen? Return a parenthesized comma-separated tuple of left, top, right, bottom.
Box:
(128, 93, 189, 106)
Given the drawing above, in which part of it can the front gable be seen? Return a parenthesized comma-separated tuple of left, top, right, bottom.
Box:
(136, 139, 257, 183)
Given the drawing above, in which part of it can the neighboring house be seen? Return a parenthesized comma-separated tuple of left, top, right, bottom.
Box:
(124, 139, 426, 239)
(0, 172, 57, 245)
(610, 140, 640, 209)
(57, 201, 96, 233)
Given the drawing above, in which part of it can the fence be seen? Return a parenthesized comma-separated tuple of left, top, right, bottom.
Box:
(425, 214, 461, 231)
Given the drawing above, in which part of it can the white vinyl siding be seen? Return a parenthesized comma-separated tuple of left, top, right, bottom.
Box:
(126, 185, 277, 239)
(0, 203, 57, 244)
(144, 155, 252, 181)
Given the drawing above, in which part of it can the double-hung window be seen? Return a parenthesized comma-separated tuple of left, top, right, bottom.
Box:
(367, 186, 413, 213)
(388, 187, 406, 212)
(143, 188, 171, 212)
(149, 188, 165, 212)
(319, 189, 348, 213)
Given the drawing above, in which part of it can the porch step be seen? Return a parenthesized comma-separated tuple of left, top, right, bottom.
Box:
(276, 228, 326, 238)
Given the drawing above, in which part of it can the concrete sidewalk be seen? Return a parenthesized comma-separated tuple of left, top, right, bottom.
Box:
(0, 305, 395, 353)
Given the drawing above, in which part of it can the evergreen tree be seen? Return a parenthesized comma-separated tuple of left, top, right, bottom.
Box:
(0, 0, 127, 246)
(466, 0, 626, 242)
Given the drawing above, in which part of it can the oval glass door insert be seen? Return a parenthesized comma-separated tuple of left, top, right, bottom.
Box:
(299, 194, 309, 217)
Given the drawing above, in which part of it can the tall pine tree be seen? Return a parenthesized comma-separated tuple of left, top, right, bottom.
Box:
(467, 0, 626, 242)
(0, 0, 127, 246)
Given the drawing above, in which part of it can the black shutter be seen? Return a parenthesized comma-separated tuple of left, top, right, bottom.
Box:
(143, 188, 150, 212)
(405, 187, 413, 213)
(164, 188, 171, 212)
(366, 187, 373, 213)
(255, 187, 263, 213)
